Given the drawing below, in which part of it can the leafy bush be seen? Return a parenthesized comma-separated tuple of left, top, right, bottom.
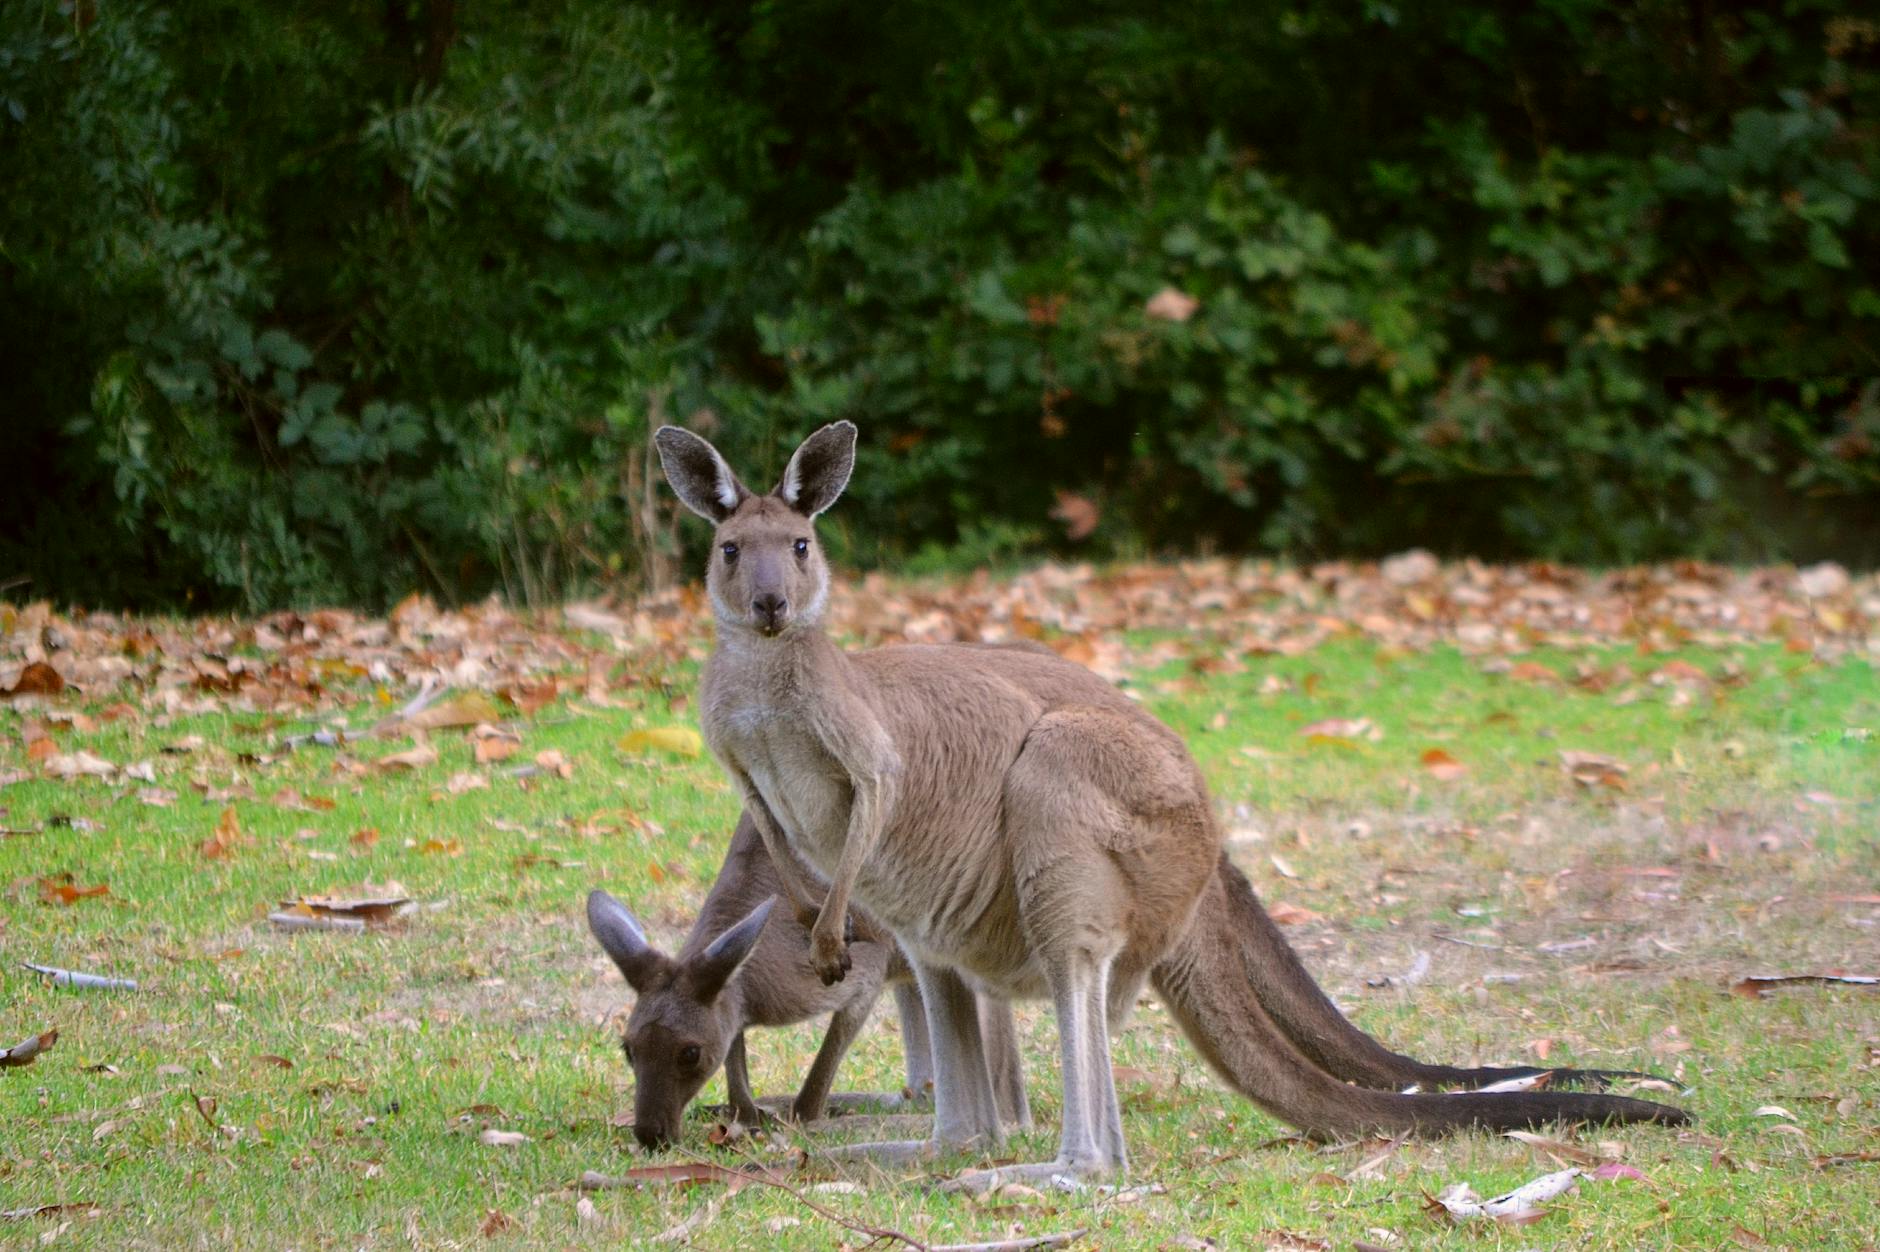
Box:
(2, 0, 1875, 610)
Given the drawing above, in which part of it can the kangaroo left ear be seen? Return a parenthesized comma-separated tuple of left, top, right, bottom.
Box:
(684, 896, 776, 1002)
(775, 422, 857, 518)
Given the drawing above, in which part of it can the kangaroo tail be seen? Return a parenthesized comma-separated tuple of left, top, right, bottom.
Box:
(1214, 854, 1667, 1093)
(1150, 865, 1690, 1138)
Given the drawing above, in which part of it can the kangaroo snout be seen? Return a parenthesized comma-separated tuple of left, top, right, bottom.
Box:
(632, 1119, 675, 1150)
(752, 593, 788, 633)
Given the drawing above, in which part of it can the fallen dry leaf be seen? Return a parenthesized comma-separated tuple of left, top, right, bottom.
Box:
(1420, 748, 1467, 780)
(479, 1208, 516, 1237)
(479, 1128, 531, 1148)
(375, 738, 439, 772)
(0, 1029, 58, 1068)
(533, 748, 574, 779)
(199, 806, 245, 860)
(473, 724, 522, 764)
(38, 876, 110, 906)
(1560, 750, 1628, 789)
(43, 751, 116, 779)
(2, 661, 66, 698)
(1267, 901, 1324, 926)
(1300, 717, 1380, 743)
(616, 727, 701, 758)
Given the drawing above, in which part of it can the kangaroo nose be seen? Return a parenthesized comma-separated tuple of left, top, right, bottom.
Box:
(753, 594, 787, 628)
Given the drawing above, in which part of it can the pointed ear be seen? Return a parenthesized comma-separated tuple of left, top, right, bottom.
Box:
(587, 889, 671, 994)
(654, 426, 749, 522)
(775, 421, 857, 518)
(683, 896, 775, 1002)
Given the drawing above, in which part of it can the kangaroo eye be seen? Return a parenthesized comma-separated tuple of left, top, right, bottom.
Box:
(793, 539, 809, 558)
(678, 1045, 702, 1069)
(721, 543, 739, 561)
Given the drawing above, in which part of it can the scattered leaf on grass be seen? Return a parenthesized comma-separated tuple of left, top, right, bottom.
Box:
(1508, 661, 1560, 685)
(479, 1128, 530, 1147)
(1420, 748, 1467, 780)
(270, 788, 335, 813)
(1300, 717, 1381, 743)
(479, 1209, 516, 1237)
(1268, 901, 1324, 926)
(533, 749, 573, 779)
(1731, 973, 1877, 998)
(274, 894, 413, 931)
(445, 771, 489, 794)
(0, 1029, 57, 1068)
(2, 661, 66, 698)
(473, 724, 522, 764)
(44, 751, 116, 779)
(400, 691, 502, 733)
(376, 738, 439, 773)
(499, 679, 561, 716)
(617, 728, 702, 758)
(200, 806, 246, 860)
(350, 828, 380, 849)
(420, 837, 464, 857)
(1560, 750, 1628, 789)
(38, 875, 110, 906)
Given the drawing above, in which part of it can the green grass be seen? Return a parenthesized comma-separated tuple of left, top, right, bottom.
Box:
(3, 625, 1878, 1249)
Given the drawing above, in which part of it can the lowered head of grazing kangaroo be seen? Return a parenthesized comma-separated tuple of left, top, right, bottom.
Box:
(657, 421, 1687, 1194)
(587, 889, 776, 1149)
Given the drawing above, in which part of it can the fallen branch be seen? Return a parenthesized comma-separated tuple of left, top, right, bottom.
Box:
(21, 963, 138, 991)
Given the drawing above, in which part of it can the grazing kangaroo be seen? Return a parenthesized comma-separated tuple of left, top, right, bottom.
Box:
(655, 421, 1688, 1191)
(587, 812, 1029, 1150)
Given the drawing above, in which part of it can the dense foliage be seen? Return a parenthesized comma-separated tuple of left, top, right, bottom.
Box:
(3, 0, 1876, 609)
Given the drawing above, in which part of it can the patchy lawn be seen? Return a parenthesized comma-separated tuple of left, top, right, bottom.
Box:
(2, 561, 1877, 1249)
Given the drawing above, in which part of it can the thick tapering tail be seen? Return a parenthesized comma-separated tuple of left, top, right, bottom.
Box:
(1212, 855, 1667, 1093)
(1150, 865, 1690, 1138)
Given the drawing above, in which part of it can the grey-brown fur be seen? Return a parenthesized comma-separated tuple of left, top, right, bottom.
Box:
(587, 812, 1029, 1149)
(655, 421, 1687, 1191)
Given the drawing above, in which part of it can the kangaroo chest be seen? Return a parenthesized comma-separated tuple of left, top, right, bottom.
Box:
(709, 704, 855, 866)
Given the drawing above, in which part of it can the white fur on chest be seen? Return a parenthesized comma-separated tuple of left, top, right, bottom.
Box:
(709, 705, 852, 863)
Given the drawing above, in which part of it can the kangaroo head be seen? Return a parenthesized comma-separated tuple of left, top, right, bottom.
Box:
(653, 422, 856, 638)
(585, 889, 775, 1149)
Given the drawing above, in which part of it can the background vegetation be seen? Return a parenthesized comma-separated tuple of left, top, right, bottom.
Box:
(3, 0, 1878, 610)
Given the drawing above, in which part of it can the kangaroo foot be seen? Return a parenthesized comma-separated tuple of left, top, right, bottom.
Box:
(817, 1138, 939, 1167)
(816, 1090, 932, 1117)
(937, 1158, 1111, 1196)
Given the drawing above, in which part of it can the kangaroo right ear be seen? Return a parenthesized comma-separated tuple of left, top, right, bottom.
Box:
(654, 426, 749, 522)
(683, 896, 776, 1002)
(586, 889, 671, 994)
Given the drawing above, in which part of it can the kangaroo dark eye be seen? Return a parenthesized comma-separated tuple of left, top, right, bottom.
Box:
(678, 1045, 701, 1069)
(721, 543, 739, 561)
(793, 539, 809, 558)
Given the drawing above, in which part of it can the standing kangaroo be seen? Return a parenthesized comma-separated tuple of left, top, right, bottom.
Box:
(587, 812, 1030, 1149)
(655, 421, 1687, 1191)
